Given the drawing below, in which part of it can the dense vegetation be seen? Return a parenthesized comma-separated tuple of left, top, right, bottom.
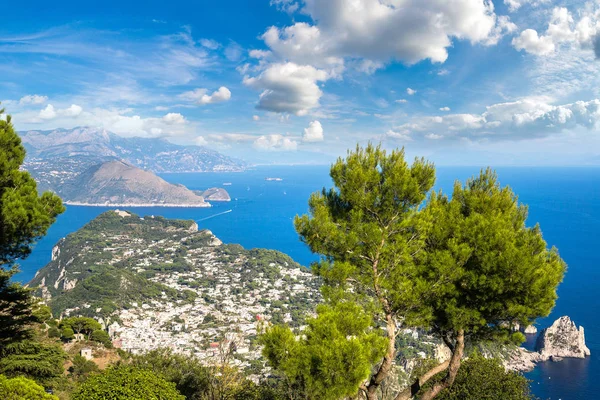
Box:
(263, 144, 564, 400)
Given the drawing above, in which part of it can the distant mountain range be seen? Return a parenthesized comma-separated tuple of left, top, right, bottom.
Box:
(20, 127, 247, 173)
(19, 127, 241, 206)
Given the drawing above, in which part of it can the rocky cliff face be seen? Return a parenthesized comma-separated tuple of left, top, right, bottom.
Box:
(62, 160, 210, 207)
(536, 316, 591, 360)
(197, 187, 231, 202)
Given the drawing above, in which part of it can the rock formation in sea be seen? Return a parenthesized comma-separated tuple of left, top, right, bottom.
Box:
(536, 316, 591, 360)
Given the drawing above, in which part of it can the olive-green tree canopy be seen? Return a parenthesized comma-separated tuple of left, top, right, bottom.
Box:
(278, 144, 566, 400)
(71, 365, 184, 400)
(0, 374, 58, 400)
(0, 106, 64, 346)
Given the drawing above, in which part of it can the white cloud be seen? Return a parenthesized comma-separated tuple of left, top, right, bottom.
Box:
(513, 29, 555, 56)
(162, 112, 186, 125)
(253, 115, 260, 121)
(406, 88, 417, 95)
(155, 106, 169, 111)
(440, 107, 451, 111)
(302, 120, 324, 142)
(395, 99, 408, 104)
(63, 104, 83, 117)
(37, 104, 83, 120)
(179, 86, 232, 105)
(513, 6, 600, 57)
(200, 38, 220, 50)
(19, 94, 48, 105)
(21, 106, 192, 138)
(195, 136, 208, 146)
(386, 97, 600, 142)
(262, 0, 513, 68)
(254, 134, 298, 151)
(38, 104, 56, 120)
(243, 62, 328, 115)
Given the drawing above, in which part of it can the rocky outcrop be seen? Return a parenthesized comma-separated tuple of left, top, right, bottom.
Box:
(536, 316, 590, 360)
(197, 187, 231, 202)
(502, 347, 543, 372)
(523, 325, 537, 334)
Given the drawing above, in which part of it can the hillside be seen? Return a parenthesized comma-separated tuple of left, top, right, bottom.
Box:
(59, 160, 212, 207)
(29, 211, 321, 368)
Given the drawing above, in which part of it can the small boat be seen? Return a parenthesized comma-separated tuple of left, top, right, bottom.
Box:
(265, 177, 283, 181)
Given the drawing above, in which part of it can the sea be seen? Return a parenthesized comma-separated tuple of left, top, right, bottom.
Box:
(14, 165, 600, 400)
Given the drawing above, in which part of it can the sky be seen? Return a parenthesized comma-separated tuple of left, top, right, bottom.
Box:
(1, 0, 600, 165)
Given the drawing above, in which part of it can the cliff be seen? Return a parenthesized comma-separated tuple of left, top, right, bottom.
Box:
(536, 316, 591, 360)
(196, 187, 231, 202)
(61, 160, 210, 207)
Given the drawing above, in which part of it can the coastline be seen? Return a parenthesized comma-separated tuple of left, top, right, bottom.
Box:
(64, 201, 212, 208)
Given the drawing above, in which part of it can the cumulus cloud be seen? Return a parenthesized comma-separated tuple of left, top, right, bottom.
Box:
(513, 6, 600, 57)
(243, 62, 328, 115)
(179, 87, 232, 105)
(387, 97, 600, 142)
(253, 115, 260, 121)
(440, 107, 451, 111)
(406, 88, 417, 95)
(162, 112, 186, 125)
(63, 104, 83, 117)
(302, 120, 324, 142)
(262, 0, 513, 68)
(513, 29, 555, 55)
(19, 94, 48, 105)
(254, 134, 298, 151)
(38, 104, 57, 120)
(395, 99, 408, 104)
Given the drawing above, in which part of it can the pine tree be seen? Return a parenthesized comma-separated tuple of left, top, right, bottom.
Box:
(269, 144, 566, 400)
(0, 105, 64, 346)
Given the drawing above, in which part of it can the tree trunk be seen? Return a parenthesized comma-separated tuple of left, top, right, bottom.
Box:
(418, 329, 465, 400)
(365, 314, 396, 400)
(393, 360, 450, 400)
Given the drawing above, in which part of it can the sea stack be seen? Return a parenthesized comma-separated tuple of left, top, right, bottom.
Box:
(536, 316, 591, 360)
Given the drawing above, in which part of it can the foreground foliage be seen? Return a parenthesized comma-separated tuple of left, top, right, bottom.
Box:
(71, 365, 185, 400)
(434, 354, 536, 400)
(0, 374, 58, 400)
(266, 144, 567, 400)
(0, 105, 64, 346)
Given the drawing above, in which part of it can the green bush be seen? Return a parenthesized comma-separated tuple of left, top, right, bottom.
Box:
(72, 365, 184, 400)
(0, 374, 58, 400)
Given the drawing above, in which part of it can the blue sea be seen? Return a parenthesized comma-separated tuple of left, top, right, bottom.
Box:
(15, 165, 600, 399)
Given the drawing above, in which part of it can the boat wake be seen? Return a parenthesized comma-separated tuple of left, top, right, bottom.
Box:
(197, 209, 233, 222)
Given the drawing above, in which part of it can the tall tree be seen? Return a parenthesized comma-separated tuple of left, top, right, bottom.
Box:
(0, 106, 64, 346)
(400, 169, 565, 400)
(293, 144, 436, 399)
(286, 144, 565, 400)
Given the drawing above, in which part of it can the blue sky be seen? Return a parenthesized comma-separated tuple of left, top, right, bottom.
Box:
(1, 0, 600, 165)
